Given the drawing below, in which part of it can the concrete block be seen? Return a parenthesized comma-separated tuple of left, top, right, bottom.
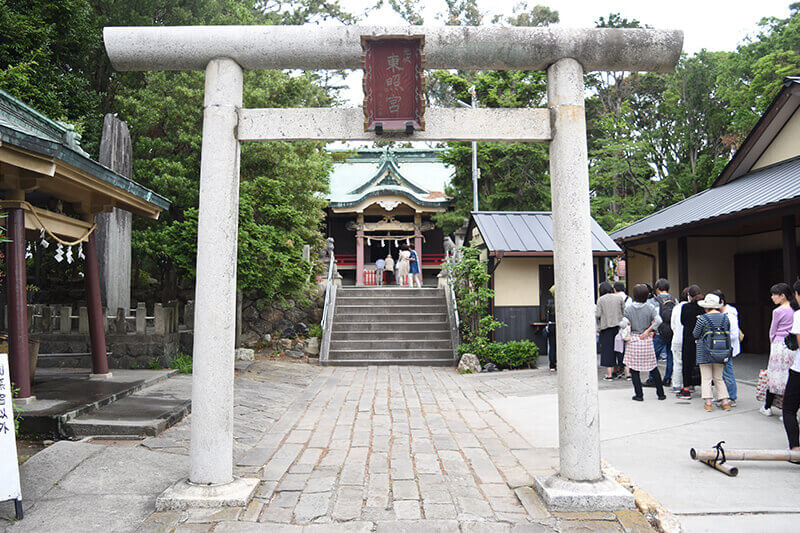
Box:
(136, 302, 146, 333)
(59, 306, 72, 332)
(78, 306, 89, 334)
(155, 303, 166, 334)
(155, 476, 259, 511)
(532, 474, 634, 512)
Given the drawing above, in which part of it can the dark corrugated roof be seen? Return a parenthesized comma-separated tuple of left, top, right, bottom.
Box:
(471, 211, 621, 254)
(611, 156, 800, 242)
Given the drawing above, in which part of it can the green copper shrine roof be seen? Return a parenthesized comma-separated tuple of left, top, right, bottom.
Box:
(0, 89, 170, 211)
(327, 148, 453, 209)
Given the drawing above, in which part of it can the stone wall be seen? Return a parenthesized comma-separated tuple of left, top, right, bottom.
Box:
(239, 287, 324, 347)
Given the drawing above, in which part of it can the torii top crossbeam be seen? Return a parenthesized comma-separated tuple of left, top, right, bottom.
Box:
(104, 25, 683, 73)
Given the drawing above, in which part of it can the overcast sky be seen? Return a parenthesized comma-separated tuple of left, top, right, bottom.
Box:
(331, 0, 794, 105)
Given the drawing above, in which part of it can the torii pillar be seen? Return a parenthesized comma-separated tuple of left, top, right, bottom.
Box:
(103, 24, 682, 511)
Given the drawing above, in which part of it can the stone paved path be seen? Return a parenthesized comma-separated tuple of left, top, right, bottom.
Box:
(140, 362, 651, 532)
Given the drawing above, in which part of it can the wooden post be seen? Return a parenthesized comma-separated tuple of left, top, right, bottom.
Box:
(356, 214, 365, 287)
(782, 215, 797, 283)
(658, 240, 668, 280)
(84, 232, 110, 376)
(677, 236, 688, 292)
(6, 207, 32, 398)
(414, 213, 423, 283)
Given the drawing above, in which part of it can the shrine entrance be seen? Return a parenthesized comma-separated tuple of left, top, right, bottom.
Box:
(103, 24, 682, 511)
(326, 148, 448, 286)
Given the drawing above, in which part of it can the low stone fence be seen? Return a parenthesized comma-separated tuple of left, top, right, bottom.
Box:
(5, 302, 195, 369)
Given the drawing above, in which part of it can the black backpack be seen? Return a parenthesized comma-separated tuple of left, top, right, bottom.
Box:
(655, 294, 676, 340)
(700, 314, 732, 364)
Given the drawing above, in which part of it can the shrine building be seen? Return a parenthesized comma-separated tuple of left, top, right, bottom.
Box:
(325, 148, 451, 285)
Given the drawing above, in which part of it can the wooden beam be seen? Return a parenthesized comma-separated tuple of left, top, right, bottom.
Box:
(678, 236, 688, 291)
(0, 145, 56, 176)
(782, 214, 797, 283)
(658, 240, 668, 280)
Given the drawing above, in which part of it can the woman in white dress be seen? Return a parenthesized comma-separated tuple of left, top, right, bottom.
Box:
(396, 244, 411, 286)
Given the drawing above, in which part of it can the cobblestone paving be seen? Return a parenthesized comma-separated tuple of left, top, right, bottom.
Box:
(141, 362, 651, 532)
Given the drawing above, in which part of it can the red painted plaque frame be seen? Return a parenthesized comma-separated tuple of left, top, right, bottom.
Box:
(362, 35, 426, 132)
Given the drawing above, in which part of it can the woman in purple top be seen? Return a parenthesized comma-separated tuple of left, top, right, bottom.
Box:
(760, 283, 798, 416)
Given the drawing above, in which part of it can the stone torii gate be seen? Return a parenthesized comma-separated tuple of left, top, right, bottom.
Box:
(104, 25, 682, 510)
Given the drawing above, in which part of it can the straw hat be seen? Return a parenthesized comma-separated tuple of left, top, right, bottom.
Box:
(698, 293, 723, 309)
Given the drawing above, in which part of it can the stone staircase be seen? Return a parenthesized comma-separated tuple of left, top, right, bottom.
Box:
(326, 287, 456, 366)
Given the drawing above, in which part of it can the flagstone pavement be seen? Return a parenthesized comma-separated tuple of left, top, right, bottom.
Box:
(3, 360, 652, 532)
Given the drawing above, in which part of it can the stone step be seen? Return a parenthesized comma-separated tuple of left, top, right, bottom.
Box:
(336, 304, 447, 314)
(332, 321, 450, 332)
(332, 330, 451, 341)
(334, 312, 447, 323)
(338, 288, 442, 297)
(336, 296, 445, 306)
(63, 374, 192, 438)
(322, 358, 455, 367)
(328, 348, 454, 360)
(329, 339, 452, 350)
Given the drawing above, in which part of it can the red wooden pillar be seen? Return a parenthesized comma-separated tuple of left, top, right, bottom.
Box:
(6, 208, 31, 398)
(356, 229, 364, 286)
(414, 213, 423, 281)
(83, 232, 110, 376)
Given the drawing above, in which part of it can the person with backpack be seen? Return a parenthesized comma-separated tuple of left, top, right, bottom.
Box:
(692, 293, 732, 412)
(646, 279, 676, 387)
(678, 285, 705, 399)
(622, 284, 666, 401)
(713, 290, 740, 406)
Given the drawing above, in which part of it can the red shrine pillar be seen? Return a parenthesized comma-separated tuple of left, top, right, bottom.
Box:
(356, 214, 365, 287)
(414, 213, 423, 281)
(84, 231, 111, 377)
(6, 206, 32, 399)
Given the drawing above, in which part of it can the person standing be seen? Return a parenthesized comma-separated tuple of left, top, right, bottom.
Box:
(397, 244, 411, 286)
(597, 281, 625, 381)
(713, 290, 740, 406)
(670, 288, 689, 392)
(384, 253, 395, 285)
(782, 279, 800, 455)
(545, 284, 557, 372)
(614, 282, 631, 306)
(408, 244, 422, 288)
(623, 284, 666, 401)
(375, 256, 385, 286)
(760, 282, 797, 416)
(678, 285, 705, 399)
(692, 293, 732, 412)
(613, 281, 631, 379)
(647, 279, 676, 387)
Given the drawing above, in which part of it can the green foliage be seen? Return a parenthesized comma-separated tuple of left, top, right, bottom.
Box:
(444, 247, 504, 344)
(147, 359, 163, 370)
(309, 324, 323, 339)
(457, 339, 538, 370)
(168, 353, 193, 374)
(12, 384, 22, 435)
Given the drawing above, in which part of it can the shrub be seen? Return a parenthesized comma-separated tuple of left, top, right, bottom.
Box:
(457, 339, 538, 370)
(169, 353, 193, 374)
(309, 324, 322, 338)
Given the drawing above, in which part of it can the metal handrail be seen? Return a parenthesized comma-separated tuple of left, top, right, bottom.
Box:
(320, 252, 335, 331)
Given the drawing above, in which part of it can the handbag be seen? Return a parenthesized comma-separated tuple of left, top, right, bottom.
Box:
(756, 369, 768, 402)
(756, 369, 785, 409)
(786, 333, 799, 351)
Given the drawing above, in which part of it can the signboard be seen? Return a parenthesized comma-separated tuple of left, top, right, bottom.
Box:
(0, 353, 23, 519)
(362, 35, 426, 133)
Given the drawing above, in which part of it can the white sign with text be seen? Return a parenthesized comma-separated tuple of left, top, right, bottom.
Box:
(0, 353, 22, 503)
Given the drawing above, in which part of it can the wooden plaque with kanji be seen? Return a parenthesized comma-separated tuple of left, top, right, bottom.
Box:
(362, 35, 426, 132)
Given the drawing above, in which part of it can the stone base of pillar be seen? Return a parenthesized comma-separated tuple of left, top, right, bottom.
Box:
(533, 474, 634, 512)
(155, 477, 259, 511)
(13, 396, 37, 406)
(89, 372, 114, 380)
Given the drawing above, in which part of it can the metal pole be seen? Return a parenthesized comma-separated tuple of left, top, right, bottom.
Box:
(470, 86, 479, 213)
